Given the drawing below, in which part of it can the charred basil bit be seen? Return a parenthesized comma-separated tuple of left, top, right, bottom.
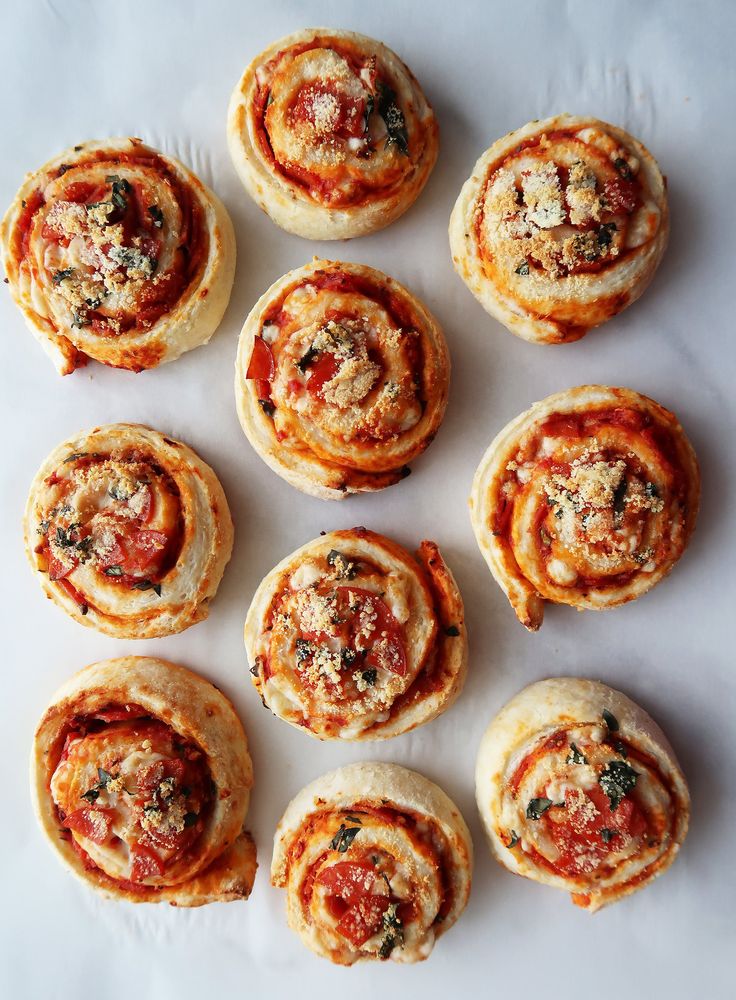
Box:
(444, 624, 460, 637)
(599, 760, 638, 811)
(341, 647, 357, 667)
(326, 549, 357, 579)
(97, 768, 113, 786)
(296, 346, 318, 372)
(181, 786, 191, 797)
(70, 311, 88, 329)
(540, 526, 552, 546)
(81, 788, 100, 802)
(602, 709, 619, 731)
(131, 579, 162, 596)
(258, 399, 276, 417)
(363, 93, 374, 133)
(379, 936, 396, 960)
(567, 742, 588, 765)
(612, 478, 627, 515)
(295, 638, 312, 662)
(344, 815, 363, 824)
(107, 175, 131, 211)
(52, 268, 75, 284)
(506, 831, 520, 849)
(104, 565, 124, 577)
(526, 797, 554, 820)
(265, 91, 273, 107)
(80, 603, 89, 616)
(598, 222, 618, 248)
(361, 668, 377, 686)
(330, 823, 361, 853)
(645, 481, 659, 498)
(38, 520, 50, 535)
(108, 483, 128, 500)
(377, 83, 409, 155)
(249, 663, 259, 677)
(147, 204, 164, 228)
(600, 827, 618, 843)
(515, 260, 530, 276)
(183, 812, 198, 828)
(615, 740, 628, 758)
(57, 164, 72, 176)
(379, 903, 404, 958)
(614, 157, 632, 180)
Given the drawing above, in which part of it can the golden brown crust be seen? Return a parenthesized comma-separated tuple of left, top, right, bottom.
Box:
(24, 423, 234, 638)
(227, 28, 438, 239)
(475, 678, 690, 911)
(0, 138, 235, 374)
(469, 385, 700, 629)
(450, 115, 668, 343)
(271, 762, 472, 963)
(235, 258, 450, 499)
(31, 657, 256, 906)
(244, 528, 467, 740)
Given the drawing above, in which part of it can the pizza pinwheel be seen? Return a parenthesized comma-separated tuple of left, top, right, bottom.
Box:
(1, 138, 235, 374)
(245, 528, 467, 740)
(227, 28, 438, 239)
(272, 762, 472, 964)
(475, 677, 689, 911)
(449, 115, 668, 343)
(24, 424, 233, 637)
(32, 656, 256, 905)
(470, 385, 699, 630)
(235, 258, 449, 499)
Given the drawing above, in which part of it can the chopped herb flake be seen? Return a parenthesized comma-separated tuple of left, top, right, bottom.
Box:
(602, 709, 619, 731)
(330, 823, 361, 853)
(599, 760, 638, 811)
(526, 797, 554, 820)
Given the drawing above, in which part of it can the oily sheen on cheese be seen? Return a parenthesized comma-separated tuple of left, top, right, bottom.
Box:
(449, 115, 669, 343)
(1, 138, 235, 373)
(32, 657, 256, 905)
(475, 678, 690, 911)
(244, 527, 467, 740)
(469, 385, 700, 629)
(271, 762, 472, 964)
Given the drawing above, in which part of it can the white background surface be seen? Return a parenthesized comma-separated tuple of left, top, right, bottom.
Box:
(1, 1, 734, 997)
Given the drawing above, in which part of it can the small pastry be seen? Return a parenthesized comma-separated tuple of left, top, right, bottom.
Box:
(272, 762, 472, 963)
(235, 258, 449, 499)
(32, 656, 256, 905)
(450, 115, 668, 343)
(245, 527, 467, 739)
(227, 28, 438, 239)
(24, 423, 233, 637)
(475, 677, 689, 911)
(470, 385, 699, 630)
(1, 137, 235, 373)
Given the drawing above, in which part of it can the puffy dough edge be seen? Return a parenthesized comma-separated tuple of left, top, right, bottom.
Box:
(226, 28, 439, 240)
(0, 137, 236, 374)
(475, 676, 690, 911)
(271, 761, 472, 934)
(448, 114, 669, 344)
(244, 529, 468, 740)
(31, 656, 257, 906)
(235, 258, 450, 500)
(23, 423, 235, 638)
(469, 384, 701, 630)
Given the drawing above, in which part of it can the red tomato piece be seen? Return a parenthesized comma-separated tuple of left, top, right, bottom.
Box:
(48, 551, 74, 581)
(603, 177, 637, 214)
(305, 353, 340, 397)
(337, 587, 407, 677)
(291, 82, 366, 140)
(65, 807, 114, 845)
(335, 895, 389, 946)
(130, 843, 166, 882)
(317, 862, 376, 906)
(91, 704, 146, 723)
(246, 336, 275, 380)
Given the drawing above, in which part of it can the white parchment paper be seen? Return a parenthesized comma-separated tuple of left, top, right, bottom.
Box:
(0, 1, 733, 998)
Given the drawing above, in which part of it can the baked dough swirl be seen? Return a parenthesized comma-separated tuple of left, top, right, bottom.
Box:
(235, 259, 449, 499)
(470, 386, 699, 630)
(32, 656, 256, 905)
(450, 115, 668, 343)
(272, 762, 472, 964)
(1, 137, 235, 374)
(227, 28, 438, 239)
(475, 678, 689, 911)
(24, 424, 234, 637)
(245, 528, 467, 739)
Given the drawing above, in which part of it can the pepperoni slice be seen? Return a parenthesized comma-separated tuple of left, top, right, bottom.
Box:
(130, 843, 166, 882)
(335, 894, 389, 946)
(547, 784, 647, 876)
(291, 82, 366, 140)
(305, 353, 340, 397)
(316, 861, 376, 906)
(246, 335, 275, 380)
(64, 807, 114, 845)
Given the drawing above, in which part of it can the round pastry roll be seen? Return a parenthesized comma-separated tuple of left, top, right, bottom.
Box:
(235, 258, 449, 499)
(476, 677, 690, 912)
(272, 762, 472, 964)
(32, 657, 256, 905)
(227, 28, 438, 239)
(470, 385, 699, 631)
(0, 137, 235, 374)
(449, 114, 668, 344)
(24, 424, 234, 638)
(245, 527, 467, 740)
